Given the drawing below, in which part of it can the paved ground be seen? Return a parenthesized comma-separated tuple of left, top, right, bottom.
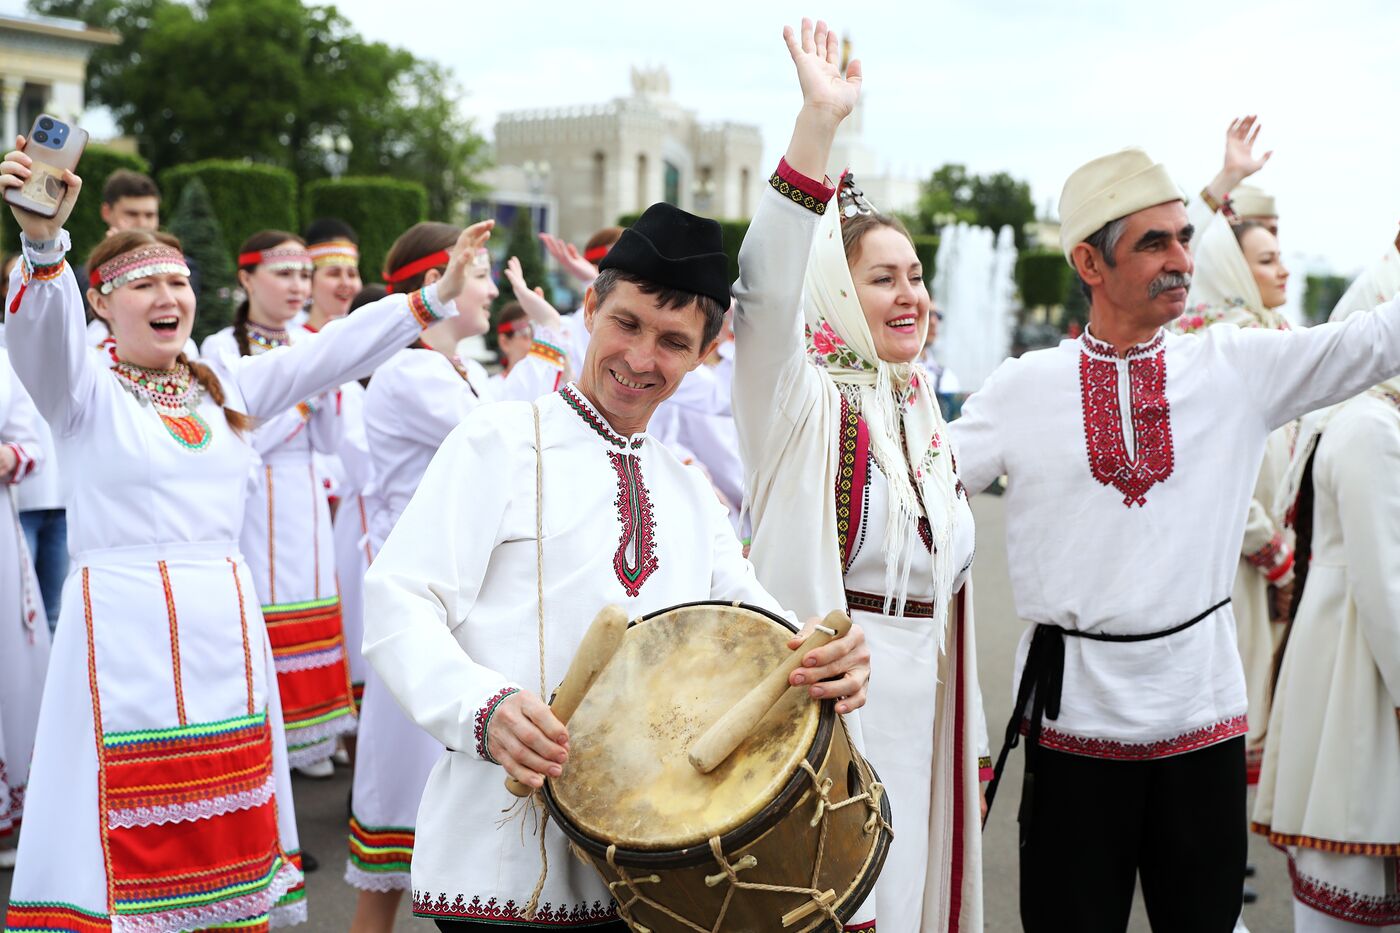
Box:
(1, 496, 1294, 931)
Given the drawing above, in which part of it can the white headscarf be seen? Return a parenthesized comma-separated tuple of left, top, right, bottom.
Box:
(799, 188, 960, 628)
(1275, 241, 1400, 521)
(1175, 218, 1287, 334)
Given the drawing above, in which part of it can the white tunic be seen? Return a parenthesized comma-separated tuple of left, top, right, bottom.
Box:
(4, 240, 454, 930)
(363, 384, 781, 924)
(0, 347, 51, 839)
(346, 337, 565, 893)
(202, 325, 352, 767)
(951, 311, 1400, 759)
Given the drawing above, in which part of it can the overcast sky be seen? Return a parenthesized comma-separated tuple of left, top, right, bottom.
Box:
(16, 0, 1398, 272)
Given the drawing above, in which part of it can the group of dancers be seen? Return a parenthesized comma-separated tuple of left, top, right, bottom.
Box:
(0, 16, 1396, 933)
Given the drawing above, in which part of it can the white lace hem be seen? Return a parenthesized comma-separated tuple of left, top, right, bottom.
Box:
(109, 857, 303, 933)
(285, 712, 357, 768)
(345, 859, 411, 892)
(274, 645, 346, 675)
(109, 773, 275, 829)
(270, 897, 309, 928)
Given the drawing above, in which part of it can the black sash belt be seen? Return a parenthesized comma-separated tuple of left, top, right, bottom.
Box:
(982, 597, 1232, 828)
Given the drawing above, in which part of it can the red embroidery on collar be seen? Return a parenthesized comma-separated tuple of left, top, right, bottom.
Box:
(609, 450, 658, 596)
(1079, 333, 1174, 507)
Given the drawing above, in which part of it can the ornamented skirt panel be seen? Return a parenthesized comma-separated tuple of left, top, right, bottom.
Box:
(263, 596, 356, 764)
(4, 556, 306, 931)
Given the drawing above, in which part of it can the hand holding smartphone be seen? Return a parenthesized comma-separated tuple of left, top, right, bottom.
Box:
(2, 114, 87, 219)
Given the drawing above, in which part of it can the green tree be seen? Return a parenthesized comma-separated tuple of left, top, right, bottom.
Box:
(913, 163, 1035, 249)
(165, 177, 236, 343)
(30, 0, 488, 219)
(493, 208, 546, 311)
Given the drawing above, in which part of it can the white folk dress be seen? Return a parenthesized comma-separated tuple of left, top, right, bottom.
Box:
(950, 305, 1400, 766)
(325, 378, 374, 711)
(1253, 391, 1400, 929)
(346, 337, 564, 893)
(202, 325, 355, 768)
(0, 346, 51, 841)
(3, 240, 455, 932)
(362, 385, 784, 925)
(733, 169, 984, 933)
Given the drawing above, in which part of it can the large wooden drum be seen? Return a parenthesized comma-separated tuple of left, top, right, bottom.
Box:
(544, 601, 892, 932)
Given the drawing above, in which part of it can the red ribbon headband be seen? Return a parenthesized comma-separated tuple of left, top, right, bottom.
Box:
(497, 319, 529, 336)
(583, 244, 611, 263)
(383, 250, 451, 292)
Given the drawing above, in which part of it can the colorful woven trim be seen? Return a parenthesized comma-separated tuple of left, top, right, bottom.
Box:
(407, 287, 447, 329)
(978, 756, 994, 782)
(1251, 822, 1400, 857)
(845, 588, 936, 619)
(769, 157, 836, 215)
(412, 890, 618, 924)
(90, 245, 189, 294)
(238, 246, 312, 272)
(308, 239, 359, 269)
(5, 901, 112, 932)
(347, 817, 415, 878)
(560, 383, 640, 450)
(24, 255, 66, 285)
(527, 338, 566, 369)
(262, 596, 356, 755)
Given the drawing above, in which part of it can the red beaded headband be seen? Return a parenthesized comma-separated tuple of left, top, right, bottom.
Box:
(383, 248, 489, 293)
(497, 319, 530, 336)
(90, 245, 191, 295)
(238, 246, 313, 271)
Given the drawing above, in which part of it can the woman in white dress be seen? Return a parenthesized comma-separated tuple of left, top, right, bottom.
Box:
(347, 222, 567, 931)
(732, 21, 984, 931)
(203, 231, 356, 775)
(0, 141, 478, 930)
(1253, 240, 1400, 932)
(0, 344, 51, 865)
(1172, 217, 1297, 783)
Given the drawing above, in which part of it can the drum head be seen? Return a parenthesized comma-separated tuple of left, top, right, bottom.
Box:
(549, 602, 822, 851)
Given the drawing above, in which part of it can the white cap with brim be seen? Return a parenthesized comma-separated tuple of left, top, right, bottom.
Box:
(1230, 184, 1277, 219)
(1058, 147, 1184, 265)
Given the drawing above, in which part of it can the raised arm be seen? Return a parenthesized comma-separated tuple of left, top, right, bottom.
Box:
(1, 139, 98, 434)
(232, 224, 488, 418)
(1227, 296, 1400, 429)
(732, 19, 854, 435)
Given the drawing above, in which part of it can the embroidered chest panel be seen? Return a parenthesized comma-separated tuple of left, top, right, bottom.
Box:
(1079, 333, 1175, 507)
(560, 385, 660, 597)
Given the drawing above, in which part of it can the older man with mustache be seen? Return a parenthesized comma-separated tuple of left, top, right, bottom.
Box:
(950, 148, 1400, 933)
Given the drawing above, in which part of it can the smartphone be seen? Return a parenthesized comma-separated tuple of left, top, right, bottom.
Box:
(3, 114, 88, 219)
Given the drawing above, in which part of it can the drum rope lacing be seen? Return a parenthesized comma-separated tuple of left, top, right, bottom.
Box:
(601, 742, 891, 932)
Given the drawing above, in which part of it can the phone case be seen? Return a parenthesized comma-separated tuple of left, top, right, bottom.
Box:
(4, 113, 89, 219)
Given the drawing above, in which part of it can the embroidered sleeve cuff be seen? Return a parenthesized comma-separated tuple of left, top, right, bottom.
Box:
(4, 443, 33, 484)
(769, 158, 836, 216)
(407, 283, 457, 330)
(978, 756, 994, 783)
(1245, 532, 1292, 581)
(527, 329, 567, 370)
(1265, 551, 1295, 585)
(473, 685, 521, 763)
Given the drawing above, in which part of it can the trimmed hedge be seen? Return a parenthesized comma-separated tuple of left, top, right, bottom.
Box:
(303, 177, 428, 283)
(1015, 249, 1071, 309)
(160, 160, 298, 257)
(1, 143, 149, 262)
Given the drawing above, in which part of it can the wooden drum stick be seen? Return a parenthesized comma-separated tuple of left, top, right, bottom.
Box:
(505, 604, 629, 797)
(688, 610, 853, 774)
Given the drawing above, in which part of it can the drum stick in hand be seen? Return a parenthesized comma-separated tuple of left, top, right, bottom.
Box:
(688, 610, 852, 774)
(505, 604, 629, 797)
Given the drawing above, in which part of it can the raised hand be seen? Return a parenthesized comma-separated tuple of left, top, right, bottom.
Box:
(1221, 115, 1272, 186)
(436, 219, 494, 304)
(783, 18, 861, 121)
(1, 135, 82, 242)
(503, 255, 562, 330)
(539, 232, 598, 285)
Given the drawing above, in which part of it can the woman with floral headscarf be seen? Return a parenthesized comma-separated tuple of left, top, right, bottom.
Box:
(732, 19, 983, 931)
(1172, 216, 1296, 786)
(1252, 240, 1400, 932)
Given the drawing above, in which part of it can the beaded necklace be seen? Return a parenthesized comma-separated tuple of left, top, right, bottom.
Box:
(449, 356, 480, 398)
(247, 321, 291, 354)
(111, 360, 212, 451)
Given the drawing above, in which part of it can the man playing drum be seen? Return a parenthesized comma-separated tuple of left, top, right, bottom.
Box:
(362, 201, 873, 931)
